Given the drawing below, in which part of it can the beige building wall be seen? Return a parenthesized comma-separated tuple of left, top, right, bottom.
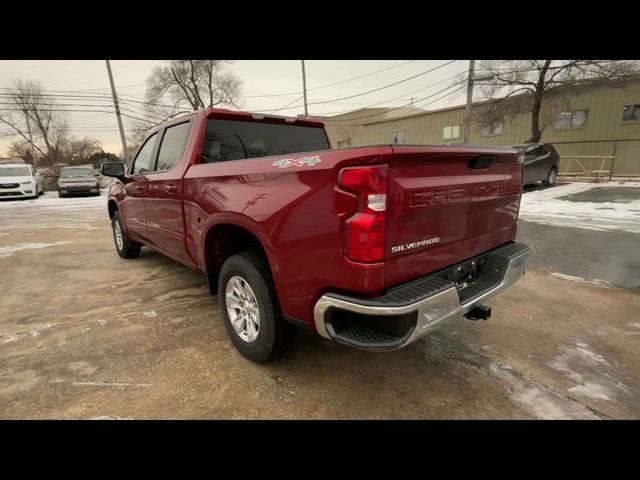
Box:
(324, 80, 640, 175)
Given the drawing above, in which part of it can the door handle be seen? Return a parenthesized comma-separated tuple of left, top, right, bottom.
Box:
(164, 185, 178, 194)
(135, 184, 144, 191)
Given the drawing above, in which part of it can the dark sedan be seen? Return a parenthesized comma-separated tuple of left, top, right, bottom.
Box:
(57, 166, 101, 197)
(511, 143, 560, 186)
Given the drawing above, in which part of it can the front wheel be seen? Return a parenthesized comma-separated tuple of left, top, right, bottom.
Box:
(218, 251, 296, 363)
(112, 210, 141, 259)
(543, 167, 557, 186)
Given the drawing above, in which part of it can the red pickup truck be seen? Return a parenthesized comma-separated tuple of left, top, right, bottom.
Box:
(101, 108, 529, 362)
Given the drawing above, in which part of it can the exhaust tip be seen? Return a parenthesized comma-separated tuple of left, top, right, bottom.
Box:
(465, 304, 492, 321)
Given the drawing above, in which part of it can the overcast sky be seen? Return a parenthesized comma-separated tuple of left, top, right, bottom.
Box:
(0, 60, 469, 155)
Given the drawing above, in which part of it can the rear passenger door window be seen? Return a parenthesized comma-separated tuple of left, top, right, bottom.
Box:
(155, 121, 192, 172)
(131, 133, 158, 175)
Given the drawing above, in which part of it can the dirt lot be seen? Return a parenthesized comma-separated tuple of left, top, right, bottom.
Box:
(1, 190, 639, 419)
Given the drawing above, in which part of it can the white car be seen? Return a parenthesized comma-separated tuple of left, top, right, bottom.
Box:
(0, 163, 44, 199)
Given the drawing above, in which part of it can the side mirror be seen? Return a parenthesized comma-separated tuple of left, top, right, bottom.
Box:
(101, 162, 125, 178)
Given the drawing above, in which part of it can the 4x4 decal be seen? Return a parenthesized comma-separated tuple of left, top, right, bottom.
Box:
(272, 155, 321, 168)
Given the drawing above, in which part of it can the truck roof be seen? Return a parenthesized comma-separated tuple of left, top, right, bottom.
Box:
(164, 107, 325, 129)
(205, 108, 325, 128)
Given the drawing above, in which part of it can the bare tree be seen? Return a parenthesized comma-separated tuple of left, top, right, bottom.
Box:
(7, 139, 35, 163)
(115, 60, 242, 161)
(121, 126, 149, 163)
(0, 79, 70, 164)
(336, 124, 359, 147)
(146, 60, 242, 115)
(470, 60, 640, 142)
(62, 137, 103, 165)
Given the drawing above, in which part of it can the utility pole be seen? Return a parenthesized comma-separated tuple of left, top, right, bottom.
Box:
(105, 60, 128, 160)
(463, 59, 475, 143)
(24, 110, 39, 166)
(301, 60, 309, 116)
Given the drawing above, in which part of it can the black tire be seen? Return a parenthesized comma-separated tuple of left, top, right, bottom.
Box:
(218, 251, 297, 363)
(543, 167, 557, 186)
(58, 191, 64, 198)
(112, 210, 141, 259)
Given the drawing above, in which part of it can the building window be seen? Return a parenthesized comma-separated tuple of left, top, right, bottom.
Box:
(443, 125, 461, 140)
(480, 121, 504, 136)
(622, 104, 640, 122)
(392, 131, 406, 144)
(554, 110, 588, 129)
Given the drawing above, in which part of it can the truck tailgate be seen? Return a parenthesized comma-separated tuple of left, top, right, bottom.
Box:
(385, 145, 523, 287)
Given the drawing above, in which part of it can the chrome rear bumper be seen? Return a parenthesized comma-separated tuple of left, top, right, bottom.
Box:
(313, 242, 529, 351)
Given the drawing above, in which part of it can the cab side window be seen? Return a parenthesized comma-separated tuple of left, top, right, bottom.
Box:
(155, 122, 192, 172)
(131, 133, 158, 175)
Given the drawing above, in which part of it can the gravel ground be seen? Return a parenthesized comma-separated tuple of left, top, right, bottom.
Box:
(1, 190, 639, 419)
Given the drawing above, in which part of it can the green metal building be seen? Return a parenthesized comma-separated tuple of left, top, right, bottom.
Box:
(324, 77, 640, 176)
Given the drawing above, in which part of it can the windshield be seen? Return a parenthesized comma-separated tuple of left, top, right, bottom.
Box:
(0, 166, 30, 177)
(60, 168, 94, 178)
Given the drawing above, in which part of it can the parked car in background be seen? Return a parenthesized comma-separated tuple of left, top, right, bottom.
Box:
(57, 166, 100, 197)
(0, 163, 43, 199)
(511, 143, 560, 186)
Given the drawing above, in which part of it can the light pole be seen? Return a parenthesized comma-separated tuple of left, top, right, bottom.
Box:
(463, 60, 475, 143)
(105, 60, 129, 160)
(301, 60, 309, 116)
(463, 60, 494, 143)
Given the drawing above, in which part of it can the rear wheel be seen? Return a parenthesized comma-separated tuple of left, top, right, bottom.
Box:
(543, 167, 557, 186)
(218, 251, 296, 363)
(112, 210, 141, 259)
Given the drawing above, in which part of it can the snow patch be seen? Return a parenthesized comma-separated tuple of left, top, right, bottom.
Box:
(0, 241, 70, 258)
(142, 310, 157, 318)
(488, 363, 599, 419)
(88, 416, 133, 420)
(0, 191, 107, 232)
(568, 382, 613, 401)
(520, 182, 640, 233)
(550, 272, 612, 288)
(574, 346, 609, 365)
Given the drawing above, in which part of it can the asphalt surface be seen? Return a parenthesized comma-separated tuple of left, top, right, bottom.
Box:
(1, 191, 639, 419)
(517, 221, 640, 290)
(558, 186, 640, 203)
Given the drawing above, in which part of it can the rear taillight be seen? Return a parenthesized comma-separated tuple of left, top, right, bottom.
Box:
(338, 165, 388, 263)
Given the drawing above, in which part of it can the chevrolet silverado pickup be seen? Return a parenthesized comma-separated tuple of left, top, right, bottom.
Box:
(101, 108, 529, 362)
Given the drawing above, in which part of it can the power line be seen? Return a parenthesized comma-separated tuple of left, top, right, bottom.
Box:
(306, 60, 456, 107)
(0, 62, 419, 101)
(306, 60, 418, 91)
(0, 61, 454, 114)
(255, 61, 460, 115)
(308, 74, 468, 117)
(323, 82, 469, 126)
(255, 61, 458, 114)
(267, 96, 304, 114)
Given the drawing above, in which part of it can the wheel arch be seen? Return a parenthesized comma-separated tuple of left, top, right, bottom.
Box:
(107, 198, 118, 220)
(202, 222, 279, 298)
